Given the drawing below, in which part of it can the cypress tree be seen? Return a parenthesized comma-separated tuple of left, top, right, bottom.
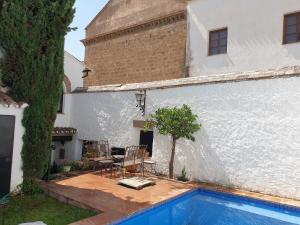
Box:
(0, 0, 75, 178)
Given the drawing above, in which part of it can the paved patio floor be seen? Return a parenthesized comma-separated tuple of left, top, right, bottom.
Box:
(41, 172, 196, 225)
(41, 172, 300, 225)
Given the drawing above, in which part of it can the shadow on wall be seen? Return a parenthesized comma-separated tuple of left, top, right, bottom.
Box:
(91, 92, 143, 146)
(148, 78, 300, 200)
(153, 127, 232, 186)
(188, 127, 231, 185)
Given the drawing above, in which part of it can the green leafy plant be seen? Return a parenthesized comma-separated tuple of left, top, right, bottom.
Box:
(145, 104, 201, 179)
(71, 161, 84, 171)
(178, 166, 189, 182)
(80, 158, 94, 171)
(0, 0, 75, 179)
(21, 179, 43, 195)
(50, 161, 62, 174)
(62, 160, 72, 167)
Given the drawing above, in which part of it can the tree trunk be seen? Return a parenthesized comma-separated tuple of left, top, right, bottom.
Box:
(169, 136, 176, 179)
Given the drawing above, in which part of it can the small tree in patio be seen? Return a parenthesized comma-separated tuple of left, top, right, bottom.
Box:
(145, 104, 201, 179)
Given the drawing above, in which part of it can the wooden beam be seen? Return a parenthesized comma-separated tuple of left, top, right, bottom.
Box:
(133, 120, 153, 129)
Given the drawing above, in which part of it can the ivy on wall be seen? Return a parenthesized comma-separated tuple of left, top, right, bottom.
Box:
(0, 0, 75, 178)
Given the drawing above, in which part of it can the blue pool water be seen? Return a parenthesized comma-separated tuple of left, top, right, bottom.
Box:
(111, 189, 300, 225)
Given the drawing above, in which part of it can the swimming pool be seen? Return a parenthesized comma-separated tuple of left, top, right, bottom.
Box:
(111, 189, 300, 225)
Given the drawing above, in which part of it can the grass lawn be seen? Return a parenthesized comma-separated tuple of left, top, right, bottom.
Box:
(0, 194, 97, 225)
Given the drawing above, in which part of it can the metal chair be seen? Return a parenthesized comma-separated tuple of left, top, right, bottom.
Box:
(113, 145, 147, 178)
(98, 140, 110, 158)
(83, 141, 99, 159)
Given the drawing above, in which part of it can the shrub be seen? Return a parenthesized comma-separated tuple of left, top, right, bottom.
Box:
(50, 161, 62, 174)
(61, 160, 72, 167)
(71, 161, 83, 171)
(80, 159, 94, 171)
(178, 166, 189, 182)
(21, 179, 43, 195)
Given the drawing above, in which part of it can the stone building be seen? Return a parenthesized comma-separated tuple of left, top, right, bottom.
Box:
(82, 0, 187, 87)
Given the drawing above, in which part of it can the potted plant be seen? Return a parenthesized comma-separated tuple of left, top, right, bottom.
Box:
(62, 160, 72, 173)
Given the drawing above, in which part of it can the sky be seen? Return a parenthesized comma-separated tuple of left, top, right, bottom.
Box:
(65, 0, 109, 61)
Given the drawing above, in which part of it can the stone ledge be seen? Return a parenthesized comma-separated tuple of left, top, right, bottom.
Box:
(82, 10, 186, 46)
(0, 89, 28, 108)
(73, 66, 300, 93)
(40, 181, 102, 213)
(197, 182, 300, 208)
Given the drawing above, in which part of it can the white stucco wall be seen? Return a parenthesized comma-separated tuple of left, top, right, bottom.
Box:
(0, 104, 27, 191)
(51, 134, 82, 164)
(67, 134, 83, 161)
(54, 94, 72, 127)
(55, 51, 84, 128)
(147, 77, 300, 200)
(188, 0, 300, 76)
(64, 51, 85, 92)
(52, 52, 85, 163)
(52, 93, 79, 163)
(70, 91, 144, 147)
(69, 76, 300, 200)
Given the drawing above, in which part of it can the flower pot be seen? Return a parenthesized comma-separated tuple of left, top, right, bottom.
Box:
(63, 165, 71, 173)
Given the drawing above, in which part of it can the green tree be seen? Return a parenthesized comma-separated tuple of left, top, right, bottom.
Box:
(0, 0, 75, 178)
(145, 104, 201, 179)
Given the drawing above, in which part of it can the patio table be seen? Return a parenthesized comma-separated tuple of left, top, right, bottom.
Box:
(89, 157, 108, 170)
(98, 159, 114, 176)
(112, 155, 124, 163)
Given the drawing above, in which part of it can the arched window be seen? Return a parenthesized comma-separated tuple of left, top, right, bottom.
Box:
(57, 89, 64, 113)
(57, 75, 71, 113)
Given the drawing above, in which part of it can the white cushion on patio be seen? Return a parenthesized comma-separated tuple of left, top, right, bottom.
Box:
(118, 177, 155, 190)
(19, 222, 47, 225)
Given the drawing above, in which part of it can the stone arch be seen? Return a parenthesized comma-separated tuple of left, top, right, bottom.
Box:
(63, 75, 72, 93)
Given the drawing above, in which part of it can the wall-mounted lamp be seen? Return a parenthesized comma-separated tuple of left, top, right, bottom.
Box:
(82, 67, 91, 78)
(135, 90, 146, 116)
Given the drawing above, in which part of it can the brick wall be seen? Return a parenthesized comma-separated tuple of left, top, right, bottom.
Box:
(86, 0, 187, 38)
(63, 75, 71, 93)
(83, 17, 187, 87)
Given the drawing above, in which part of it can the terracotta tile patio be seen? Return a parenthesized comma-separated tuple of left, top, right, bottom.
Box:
(41, 172, 196, 225)
(41, 172, 300, 225)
